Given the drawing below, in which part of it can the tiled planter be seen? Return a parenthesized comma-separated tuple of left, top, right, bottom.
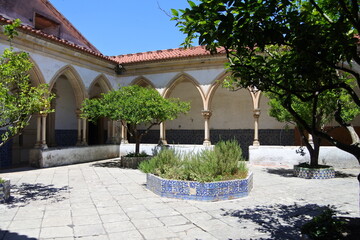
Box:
(146, 173, 253, 201)
(0, 179, 10, 203)
(294, 165, 335, 179)
(121, 156, 152, 169)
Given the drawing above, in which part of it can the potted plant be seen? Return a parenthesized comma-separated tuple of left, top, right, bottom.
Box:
(81, 85, 190, 168)
(0, 177, 10, 203)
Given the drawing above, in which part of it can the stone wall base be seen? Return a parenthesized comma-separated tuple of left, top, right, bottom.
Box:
(249, 146, 359, 168)
(30, 145, 119, 168)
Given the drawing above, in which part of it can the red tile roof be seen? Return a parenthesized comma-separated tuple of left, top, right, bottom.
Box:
(113, 46, 227, 64)
(0, 15, 118, 64)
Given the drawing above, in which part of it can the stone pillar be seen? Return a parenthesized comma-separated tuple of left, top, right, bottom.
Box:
(41, 114, 48, 149)
(76, 111, 82, 146)
(253, 108, 261, 146)
(82, 118, 87, 146)
(121, 122, 129, 144)
(112, 120, 117, 144)
(159, 122, 167, 145)
(106, 120, 112, 144)
(202, 110, 212, 146)
(35, 114, 42, 148)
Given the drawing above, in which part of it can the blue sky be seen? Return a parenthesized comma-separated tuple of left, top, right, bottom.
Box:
(49, 0, 196, 56)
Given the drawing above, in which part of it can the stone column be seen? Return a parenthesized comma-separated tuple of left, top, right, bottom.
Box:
(106, 120, 112, 144)
(82, 118, 88, 146)
(112, 120, 117, 144)
(121, 121, 129, 144)
(41, 114, 48, 149)
(76, 111, 82, 146)
(35, 114, 42, 148)
(159, 122, 167, 145)
(253, 108, 261, 146)
(202, 110, 212, 146)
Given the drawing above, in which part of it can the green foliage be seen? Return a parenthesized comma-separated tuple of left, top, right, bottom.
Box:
(81, 85, 190, 153)
(139, 148, 185, 180)
(0, 20, 55, 146)
(301, 206, 347, 240)
(125, 151, 149, 157)
(0, 178, 5, 184)
(139, 140, 248, 182)
(173, 0, 360, 160)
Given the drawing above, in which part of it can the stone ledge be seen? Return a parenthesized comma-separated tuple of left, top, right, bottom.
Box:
(146, 173, 253, 202)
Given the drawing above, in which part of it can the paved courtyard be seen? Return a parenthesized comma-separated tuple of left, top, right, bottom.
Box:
(0, 159, 359, 240)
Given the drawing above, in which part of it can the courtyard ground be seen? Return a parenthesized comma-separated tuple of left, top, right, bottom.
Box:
(0, 159, 359, 240)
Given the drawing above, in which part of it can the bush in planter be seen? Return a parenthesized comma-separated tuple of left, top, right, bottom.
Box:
(301, 206, 347, 240)
(0, 177, 10, 203)
(139, 140, 248, 182)
(121, 151, 152, 169)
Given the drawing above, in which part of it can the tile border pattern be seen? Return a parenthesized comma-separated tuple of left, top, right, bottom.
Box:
(146, 172, 253, 201)
(293, 165, 335, 179)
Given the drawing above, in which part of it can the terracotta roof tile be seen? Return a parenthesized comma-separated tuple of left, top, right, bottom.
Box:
(113, 46, 226, 64)
(0, 15, 117, 64)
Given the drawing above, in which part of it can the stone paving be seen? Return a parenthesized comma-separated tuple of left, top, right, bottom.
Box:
(0, 158, 359, 240)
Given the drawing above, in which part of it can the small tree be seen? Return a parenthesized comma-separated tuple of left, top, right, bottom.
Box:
(172, 0, 360, 164)
(0, 19, 54, 147)
(267, 87, 359, 167)
(81, 85, 190, 154)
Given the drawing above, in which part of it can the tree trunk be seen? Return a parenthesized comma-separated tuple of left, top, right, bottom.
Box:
(135, 137, 140, 155)
(310, 135, 321, 168)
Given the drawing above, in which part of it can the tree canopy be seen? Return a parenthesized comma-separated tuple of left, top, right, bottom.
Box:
(0, 20, 54, 147)
(172, 0, 360, 163)
(81, 85, 190, 154)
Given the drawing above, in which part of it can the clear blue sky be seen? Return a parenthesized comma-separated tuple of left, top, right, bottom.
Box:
(49, 0, 196, 56)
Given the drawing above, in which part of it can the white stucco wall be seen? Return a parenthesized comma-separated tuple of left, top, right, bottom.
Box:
(211, 87, 253, 129)
(55, 76, 77, 129)
(167, 81, 204, 130)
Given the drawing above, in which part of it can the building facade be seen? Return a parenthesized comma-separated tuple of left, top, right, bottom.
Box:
(1, 0, 356, 168)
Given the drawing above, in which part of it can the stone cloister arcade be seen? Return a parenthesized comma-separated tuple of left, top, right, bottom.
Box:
(13, 63, 270, 166)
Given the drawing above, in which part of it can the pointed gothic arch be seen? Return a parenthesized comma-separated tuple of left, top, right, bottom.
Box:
(28, 56, 46, 86)
(49, 65, 87, 108)
(89, 74, 112, 97)
(131, 76, 155, 88)
(163, 73, 206, 108)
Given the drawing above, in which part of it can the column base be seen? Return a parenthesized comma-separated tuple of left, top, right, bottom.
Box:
(121, 139, 129, 144)
(203, 140, 211, 146)
(158, 139, 168, 145)
(252, 140, 260, 146)
(40, 144, 48, 150)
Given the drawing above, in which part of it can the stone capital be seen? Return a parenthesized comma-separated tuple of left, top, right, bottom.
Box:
(201, 110, 212, 119)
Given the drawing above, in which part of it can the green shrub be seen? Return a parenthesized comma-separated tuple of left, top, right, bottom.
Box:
(139, 140, 248, 182)
(139, 148, 185, 180)
(301, 207, 347, 240)
(125, 151, 149, 157)
(0, 178, 5, 184)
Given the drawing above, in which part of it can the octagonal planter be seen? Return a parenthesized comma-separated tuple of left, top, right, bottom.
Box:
(294, 165, 335, 179)
(0, 179, 10, 203)
(146, 172, 253, 201)
(121, 156, 152, 169)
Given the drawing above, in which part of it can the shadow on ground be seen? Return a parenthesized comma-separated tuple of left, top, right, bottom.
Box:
(5, 183, 70, 208)
(92, 159, 122, 168)
(221, 203, 345, 240)
(265, 168, 358, 179)
(0, 230, 37, 240)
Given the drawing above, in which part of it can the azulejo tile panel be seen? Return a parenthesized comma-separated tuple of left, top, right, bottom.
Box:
(293, 166, 335, 179)
(146, 173, 253, 202)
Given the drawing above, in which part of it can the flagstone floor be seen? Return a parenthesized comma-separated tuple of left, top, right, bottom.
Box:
(0, 159, 359, 240)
